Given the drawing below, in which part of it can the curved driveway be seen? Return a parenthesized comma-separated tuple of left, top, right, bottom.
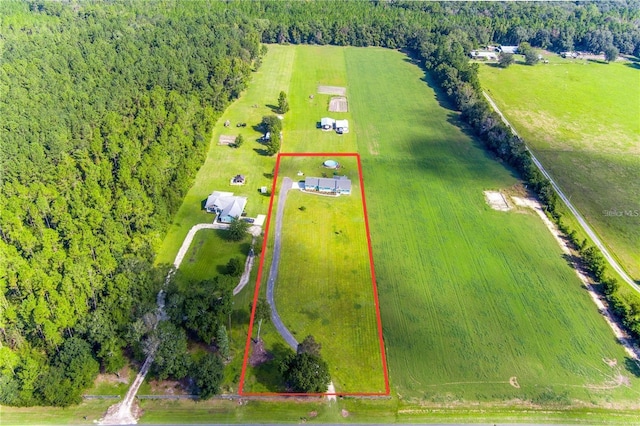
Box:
(483, 91, 639, 294)
(265, 177, 299, 350)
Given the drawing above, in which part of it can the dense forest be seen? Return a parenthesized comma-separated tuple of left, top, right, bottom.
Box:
(1, 0, 639, 406)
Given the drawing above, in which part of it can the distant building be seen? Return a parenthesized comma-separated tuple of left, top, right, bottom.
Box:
(335, 119, 349, 134)
(469, 50, 498, 60)
(498, 45, 518, 54)
(561, 51, 580, 58)
(303, 176, 351, 195)
(205, 191, 247, 223)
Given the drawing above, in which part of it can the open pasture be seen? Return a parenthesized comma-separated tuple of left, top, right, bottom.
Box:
(479, 60, 640, 281)
(345, 47, 640, 404)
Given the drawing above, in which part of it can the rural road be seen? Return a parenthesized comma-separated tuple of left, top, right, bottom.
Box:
(482, 91, 639, 294)
(265, 177, 299, 350)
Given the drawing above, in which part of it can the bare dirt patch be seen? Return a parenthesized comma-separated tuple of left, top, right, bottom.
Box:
(148, 379, 189, 395)
(603, 358, 618, 367)
(509, 376, 520, 388)
(484, 190, 511, 211)
(586, 373, 631, 390)
(218, 134, 237, 146)
(328, 96, 348, 112)
(341, 409, 349, 418)
(249, 339, 274, 367)
(95, 366, 131, 386)
(318, 85, 346, 96)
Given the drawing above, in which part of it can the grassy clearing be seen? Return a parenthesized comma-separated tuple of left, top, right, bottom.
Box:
(284, 45, 356, 153)
(178, 228, 252, 282)
(479, 60, 640, 281)
(343, 47, 640, 404)
(243, 156, 385, 394)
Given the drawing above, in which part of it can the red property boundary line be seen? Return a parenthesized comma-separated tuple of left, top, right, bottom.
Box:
(238, 152, 390, 397)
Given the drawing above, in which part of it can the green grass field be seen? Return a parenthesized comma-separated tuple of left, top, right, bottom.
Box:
(146, 45, 640, 421)
(242, 156, 385, 394)
(479, 59, 640, 281)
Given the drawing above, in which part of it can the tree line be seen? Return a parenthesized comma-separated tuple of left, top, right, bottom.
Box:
(0, 0, 259, 406)
(2, 0, 640, 406)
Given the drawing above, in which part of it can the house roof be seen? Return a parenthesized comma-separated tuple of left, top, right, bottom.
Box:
(220, 196, 247, 219)
(335, 119, 349, 129)
(205, 191, 247, 218)
(321, 117, 335, 126)
(499, 45, 518, 54)
(304, 176, 351, 192)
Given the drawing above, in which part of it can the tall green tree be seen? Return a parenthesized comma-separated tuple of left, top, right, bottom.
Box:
(192, 353, 224, 399)
(251, 297, 270, 341)
(151, 322, 191, 381)
(280, 352, 331, 393)
(498, 53, 515, 68)
(227, 217, 250, 242)
(216, 325, 230, 360)
(604, 45, 619, 62)
(277, 91, 290, 114)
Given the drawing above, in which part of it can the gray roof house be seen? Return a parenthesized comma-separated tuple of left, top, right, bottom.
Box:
(304, 176, 351, 195)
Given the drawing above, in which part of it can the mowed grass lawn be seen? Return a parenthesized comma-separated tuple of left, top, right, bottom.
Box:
(269, 156, 384, 393)
(341, 48, 640, 404)
(479, 60, 640, 281)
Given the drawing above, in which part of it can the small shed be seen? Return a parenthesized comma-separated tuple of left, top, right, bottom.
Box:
(335, 119, 349, 134)
(320, 117, 335, 130)
(231, 174, 245, 185)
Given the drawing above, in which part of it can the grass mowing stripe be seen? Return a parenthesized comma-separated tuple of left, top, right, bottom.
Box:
(345, 47, 640, 403)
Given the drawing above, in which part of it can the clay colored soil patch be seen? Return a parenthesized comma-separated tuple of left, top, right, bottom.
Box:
(328, 96, 348, 112)
(218, 134, 237, 145)
(249, 339, 273, 367)
(484, 190, 511, 211)
(509, 376, 520, 388)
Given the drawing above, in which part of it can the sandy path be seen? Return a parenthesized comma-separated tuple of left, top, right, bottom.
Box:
(483, 91, 639, 294)
(512, 197, 640, 363)
(233, 236, 257, 296)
